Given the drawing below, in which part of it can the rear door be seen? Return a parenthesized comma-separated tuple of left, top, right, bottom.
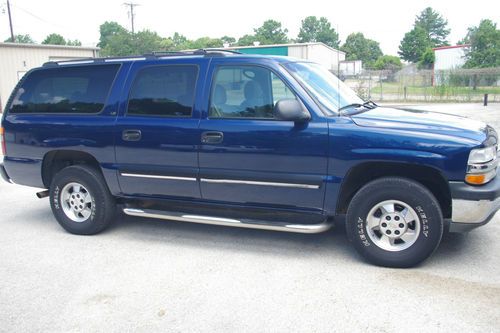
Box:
(114, 59, 208, 199)
(198, 59, 329, 211)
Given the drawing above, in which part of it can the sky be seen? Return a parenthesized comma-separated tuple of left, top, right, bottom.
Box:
(0, 0, 498, 55)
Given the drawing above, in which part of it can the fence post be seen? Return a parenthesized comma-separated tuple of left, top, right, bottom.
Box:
(379, 77, 383, 101)
(404, 86, 407, 101)
(484, 94, 488, 106)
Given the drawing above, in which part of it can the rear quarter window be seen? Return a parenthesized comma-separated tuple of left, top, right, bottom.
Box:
(9, 64, 120, 114)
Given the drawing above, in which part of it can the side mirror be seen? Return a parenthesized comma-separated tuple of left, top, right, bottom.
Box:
(273, 99, 311, 123)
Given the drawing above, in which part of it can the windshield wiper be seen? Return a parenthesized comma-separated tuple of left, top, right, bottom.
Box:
(338, 103, 363, 112)
(338, 100, 378, 115)
(362, 100, 378, 108)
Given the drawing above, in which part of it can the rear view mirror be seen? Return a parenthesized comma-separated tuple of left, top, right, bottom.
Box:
(273, 99, 311, 123)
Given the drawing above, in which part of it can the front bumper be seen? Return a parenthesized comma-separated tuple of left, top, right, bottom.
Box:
(449, 169, 500, 232)
(0, 162, 11, 183)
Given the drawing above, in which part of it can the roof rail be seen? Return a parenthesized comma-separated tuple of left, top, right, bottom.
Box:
(201, 48, 242, 54)
(149, 49, 241, 57)
(42, 48, 242, 67)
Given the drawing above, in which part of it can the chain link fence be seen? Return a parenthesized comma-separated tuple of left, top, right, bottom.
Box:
(341, 67, 500, 103)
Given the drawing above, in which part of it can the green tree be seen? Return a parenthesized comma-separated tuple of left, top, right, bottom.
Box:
(418, 48, 435, 69)
(398, 25, 432, 62)
(415, 7, 450, 47)
(42, 33, 66, 45)
(237, 34, 257, 46)
(170, 32, 191, 50)
(190, 37, 223, 49)
(220, 36, 236, 46)
(98, 21, 128, 50)
(398, 7, 449, 63)
(462, 19, 500, 68)
(297, 16, 339, 48)
(133, 30, 169, 54)
(253, 19, 288, 45)
(4, 34, 35, 43)
(66, 39, 82, 46)
(341, 32, 383, 68)
(374, 55, 403, 70)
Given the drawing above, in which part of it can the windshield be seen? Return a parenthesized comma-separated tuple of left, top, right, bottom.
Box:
(284, 62, 364, 115)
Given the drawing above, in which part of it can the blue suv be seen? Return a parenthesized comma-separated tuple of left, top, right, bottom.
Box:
(1, 50, 499, 267)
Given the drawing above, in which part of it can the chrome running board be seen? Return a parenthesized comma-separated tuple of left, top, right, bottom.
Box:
(122, 208, 332, 234)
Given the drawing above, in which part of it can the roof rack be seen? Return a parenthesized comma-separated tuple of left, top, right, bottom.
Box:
(42, 48, 241, 67)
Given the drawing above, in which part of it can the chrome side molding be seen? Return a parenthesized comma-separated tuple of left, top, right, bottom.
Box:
(200, 178, 320, 189)
(122, 208, 332, 234)
(120, 173, 197, 182)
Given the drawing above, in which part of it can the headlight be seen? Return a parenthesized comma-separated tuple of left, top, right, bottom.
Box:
(465, 146, 498, 185)
(468, 146, 497, 164)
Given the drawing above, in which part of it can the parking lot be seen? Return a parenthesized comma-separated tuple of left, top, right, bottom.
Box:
(1, 103, 499, 332)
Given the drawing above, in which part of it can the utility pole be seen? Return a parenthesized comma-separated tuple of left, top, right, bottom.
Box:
(123, 2, 139, 34)
(7, 0, 15, 42)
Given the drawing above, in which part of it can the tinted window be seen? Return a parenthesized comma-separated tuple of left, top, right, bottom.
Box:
(128, 65, 198, 117)
(10, 65, 119, 114)
(210, 66, 297, 119)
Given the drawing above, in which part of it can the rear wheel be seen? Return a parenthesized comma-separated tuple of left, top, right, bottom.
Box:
(49, 165, 115, 235)
(346, 177, 443, 268)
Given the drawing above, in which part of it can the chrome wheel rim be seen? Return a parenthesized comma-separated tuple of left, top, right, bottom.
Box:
(60, 182, 93, 222)
(365, 200, 420, 252)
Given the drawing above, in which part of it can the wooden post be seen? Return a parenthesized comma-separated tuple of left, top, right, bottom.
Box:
(484, 94, 488, 106)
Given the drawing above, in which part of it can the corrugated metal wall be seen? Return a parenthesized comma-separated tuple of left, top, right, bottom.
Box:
(288, 44, 345, 71)
(434, 47, 467, 71)
(0, 44, 98, 112)
(236, 46, 288, 56)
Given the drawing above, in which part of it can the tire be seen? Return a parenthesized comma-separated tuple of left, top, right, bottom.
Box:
(346, 177, 443, 268)
(49, 164, 116, 235)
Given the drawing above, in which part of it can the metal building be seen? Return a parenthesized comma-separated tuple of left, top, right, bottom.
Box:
(0, 43, 99, 112)
(339, 60, 363, 76)
(433, 44, 470, 85)
(224, 42, 346, 72)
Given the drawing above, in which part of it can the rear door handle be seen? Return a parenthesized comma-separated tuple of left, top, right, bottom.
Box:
(201, 131, 223, 144)
(122, 129, 142, 141)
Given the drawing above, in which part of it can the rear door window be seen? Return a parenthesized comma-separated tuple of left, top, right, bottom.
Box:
(10, 64, 119, 114)
(127, 65, 198, 117)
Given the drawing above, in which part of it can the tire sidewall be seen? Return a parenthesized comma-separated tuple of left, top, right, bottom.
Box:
(50, 166, 109, 234)
(347, 179, 443, 267)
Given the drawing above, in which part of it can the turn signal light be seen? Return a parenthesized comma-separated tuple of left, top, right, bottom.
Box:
(465, 174, 486, 185)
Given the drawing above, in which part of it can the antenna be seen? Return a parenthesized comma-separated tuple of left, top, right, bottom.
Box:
(123, 2, 139, 34)
(337, 23, 340, 115)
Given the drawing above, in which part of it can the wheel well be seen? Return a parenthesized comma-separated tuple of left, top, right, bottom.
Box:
(41, 150, 102, 188)
(336, 162, 452, 218)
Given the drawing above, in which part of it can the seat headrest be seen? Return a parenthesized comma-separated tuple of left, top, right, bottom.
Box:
(243, 80, 259, 100)
(213, 84, 227, 105)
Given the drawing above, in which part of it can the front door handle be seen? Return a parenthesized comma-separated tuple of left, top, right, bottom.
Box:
(122, 129, 142, 141)
(201, 131, 224, 144)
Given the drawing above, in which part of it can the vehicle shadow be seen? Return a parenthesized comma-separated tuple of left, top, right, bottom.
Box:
(18, 204, 490, 267)
(106, 211, 484, 266)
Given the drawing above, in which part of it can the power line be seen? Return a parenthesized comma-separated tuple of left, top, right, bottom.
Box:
(9, 2, 73, 30)
(123, 2, 139, 34)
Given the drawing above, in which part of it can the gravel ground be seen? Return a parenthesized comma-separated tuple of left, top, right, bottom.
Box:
(1, 103, 499, 332)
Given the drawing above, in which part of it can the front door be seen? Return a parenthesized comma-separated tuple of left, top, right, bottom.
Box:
(115, 60, 206, 199)
(198, 62, 329, 211)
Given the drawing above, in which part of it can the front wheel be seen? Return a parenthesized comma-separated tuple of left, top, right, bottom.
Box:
(346, 177, 443, 268)
(49, 165, 116, 235)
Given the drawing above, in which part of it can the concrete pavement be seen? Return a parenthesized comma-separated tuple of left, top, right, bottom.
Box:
(1, 103, 499, 332)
